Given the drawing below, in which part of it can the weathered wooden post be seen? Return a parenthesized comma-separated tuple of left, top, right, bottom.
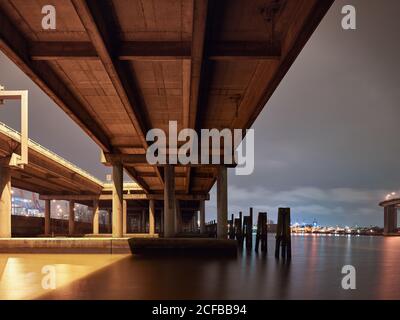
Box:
(255, 212, 268, 252)
(234, 216, 243, 244)
(243, 209, 253, 249)
(247, 208, 253, 248)
(229, 213, 235, 239)
(275, 208, 291, 259)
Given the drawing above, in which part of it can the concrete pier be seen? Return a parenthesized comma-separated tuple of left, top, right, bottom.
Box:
(68, 200, 75, 236)
(123, 200, 127, 235)
(164, 165, 176, 238)
(199, 200, 205, 234)
(175, 199, 182, 234)
(149, 199, 155, 235)
(92, 199, 99, 235)
(44, 199, 51, 236)
(128, 238, 237, 256)
(112, 163, 123, 238)
(0, 166, 11, 238)
(384, 205, 397, 234)
(217, 166, 228, 239)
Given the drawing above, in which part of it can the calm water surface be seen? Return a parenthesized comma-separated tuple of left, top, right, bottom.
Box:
(2, 235, 400, 299)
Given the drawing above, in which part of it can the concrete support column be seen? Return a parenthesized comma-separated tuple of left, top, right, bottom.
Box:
(0, 166, 12, 238)
(217, 165, 228, 239)
(123, 200, 127, 235)
(164, 165, 176, 238)
(142, 209, 147, 233)
(149, 199, 155, 235)
(107, 210, 112, 233)
(175, 199, 182, 234)
(93, 199, 99, 235)
(193, 211, 198, 232)
(384, 205, 398, 234)
(44, 199, 51, 236)
(68, 200, 75, 236)
(112, 163, 123, 238)
(160, 208, 164, 233)
(199, 200, 205, 234)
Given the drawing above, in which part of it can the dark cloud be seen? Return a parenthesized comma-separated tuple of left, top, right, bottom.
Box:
(221, 0, 400, 226)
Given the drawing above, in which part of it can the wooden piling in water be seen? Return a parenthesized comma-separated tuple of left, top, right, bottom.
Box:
(234, 217, 243, 243)
(255, 212, 268, 252)
(275, 208, 291, 259)
(243, 207, 253, 249)
(229, 214, 235, 239)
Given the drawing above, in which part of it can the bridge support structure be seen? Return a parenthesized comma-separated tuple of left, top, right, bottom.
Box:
(384, 205, 398, 235)
(199, 200, 205, 234)
(44, 199, 51, 236)
(69, 200, 75, 236)
(149, 199, 155, 235)
(164, 165, 176, 238)
(217, 166, 228, 239)
(92, 199, 99, 235)
(112, 163, 123, 238)
(0, 165, 11, 238)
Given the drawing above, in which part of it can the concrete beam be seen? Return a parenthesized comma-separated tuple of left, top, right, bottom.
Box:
(208, 41, 281, 61)
(217, 166, 228, 239)
(102, 153, 237, 168)
(39, 193, 209, 201)
(0, 166, 11, 238)
(30, 40, 282, 61)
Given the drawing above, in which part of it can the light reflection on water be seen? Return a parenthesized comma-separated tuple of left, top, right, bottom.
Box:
(0, 235, 397, 299)
(35, 234, 400, 300)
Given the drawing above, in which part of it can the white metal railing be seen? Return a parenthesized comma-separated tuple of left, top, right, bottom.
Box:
(0, 121, 104, 186)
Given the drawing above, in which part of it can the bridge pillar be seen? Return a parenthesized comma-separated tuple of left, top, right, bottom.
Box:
(112, 163, 123, 238)
(164, 165, 176, 238)
(44, 199, 51, 236)
(122, 200, 127, 235)
(149, 199, 155, 235)
(384, 205, 398, 234)
(175, 199, 182, 234)
(217, 165, 228, 239)
(141, 209, 147, 232)
(69, 200, 75, 236)
(0, 166, 11, 238)
(199, 200, 205, 234)
(192, 211, 198, 233)
(92, 199, 99, 235)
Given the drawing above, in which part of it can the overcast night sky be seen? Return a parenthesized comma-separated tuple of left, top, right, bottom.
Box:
(1, 0, 400, 227)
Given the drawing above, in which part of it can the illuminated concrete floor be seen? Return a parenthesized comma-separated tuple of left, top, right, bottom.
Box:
(0, 254, 128, 299)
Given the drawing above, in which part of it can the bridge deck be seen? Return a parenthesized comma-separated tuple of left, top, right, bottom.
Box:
(0, 121, 104, 195)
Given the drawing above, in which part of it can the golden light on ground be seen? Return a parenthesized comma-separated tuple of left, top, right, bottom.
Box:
(0, 254, 129, 300)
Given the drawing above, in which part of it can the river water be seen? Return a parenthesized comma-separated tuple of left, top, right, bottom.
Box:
(1, 234, 400, 299)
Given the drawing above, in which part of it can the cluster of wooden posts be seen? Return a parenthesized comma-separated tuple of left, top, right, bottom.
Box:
(205, 207, 292, 259)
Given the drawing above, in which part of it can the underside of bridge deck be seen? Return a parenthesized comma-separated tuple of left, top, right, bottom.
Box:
(0, 0, 334, 239)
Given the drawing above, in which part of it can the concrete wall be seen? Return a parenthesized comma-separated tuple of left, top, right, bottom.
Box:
(11, 215, 109, 237)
